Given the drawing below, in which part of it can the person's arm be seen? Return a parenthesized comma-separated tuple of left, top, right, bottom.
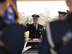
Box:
(26, 23, 29, 31)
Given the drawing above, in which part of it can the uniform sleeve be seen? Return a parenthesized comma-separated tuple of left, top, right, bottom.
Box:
(42, 26, 44, 30)
(26, 23, 30, 31)
(42, 26, 44, 31)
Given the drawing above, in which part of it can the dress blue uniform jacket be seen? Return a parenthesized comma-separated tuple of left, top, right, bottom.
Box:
(26, 23, 43, 38)
(39, 20, 71, 54)
(0, 24, 26, 54)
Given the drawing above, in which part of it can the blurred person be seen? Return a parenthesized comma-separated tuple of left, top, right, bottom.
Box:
(51, 11, 72, 54)
(1, 23, 26, 54)
(39, 0, 72, 54)
(0, 0, 26, 54)
(53, 12, 72, 54)
(56, 1, 72, 52)
(0, 10, 26, 54)
(39, 14, 71, 54)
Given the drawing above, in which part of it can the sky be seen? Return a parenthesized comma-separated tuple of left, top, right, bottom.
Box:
(17, 1, 69, 18)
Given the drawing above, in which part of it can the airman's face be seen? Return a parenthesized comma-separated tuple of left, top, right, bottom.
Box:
(0, 2, 7, 16)
(33, 18, 39, 24)
(59, 15, 66, 20)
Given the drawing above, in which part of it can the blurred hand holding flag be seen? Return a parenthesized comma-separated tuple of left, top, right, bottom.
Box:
(3, 0, 18, 24)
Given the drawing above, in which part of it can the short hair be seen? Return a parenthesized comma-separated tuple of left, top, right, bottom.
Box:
(0, 0, 6, 3)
